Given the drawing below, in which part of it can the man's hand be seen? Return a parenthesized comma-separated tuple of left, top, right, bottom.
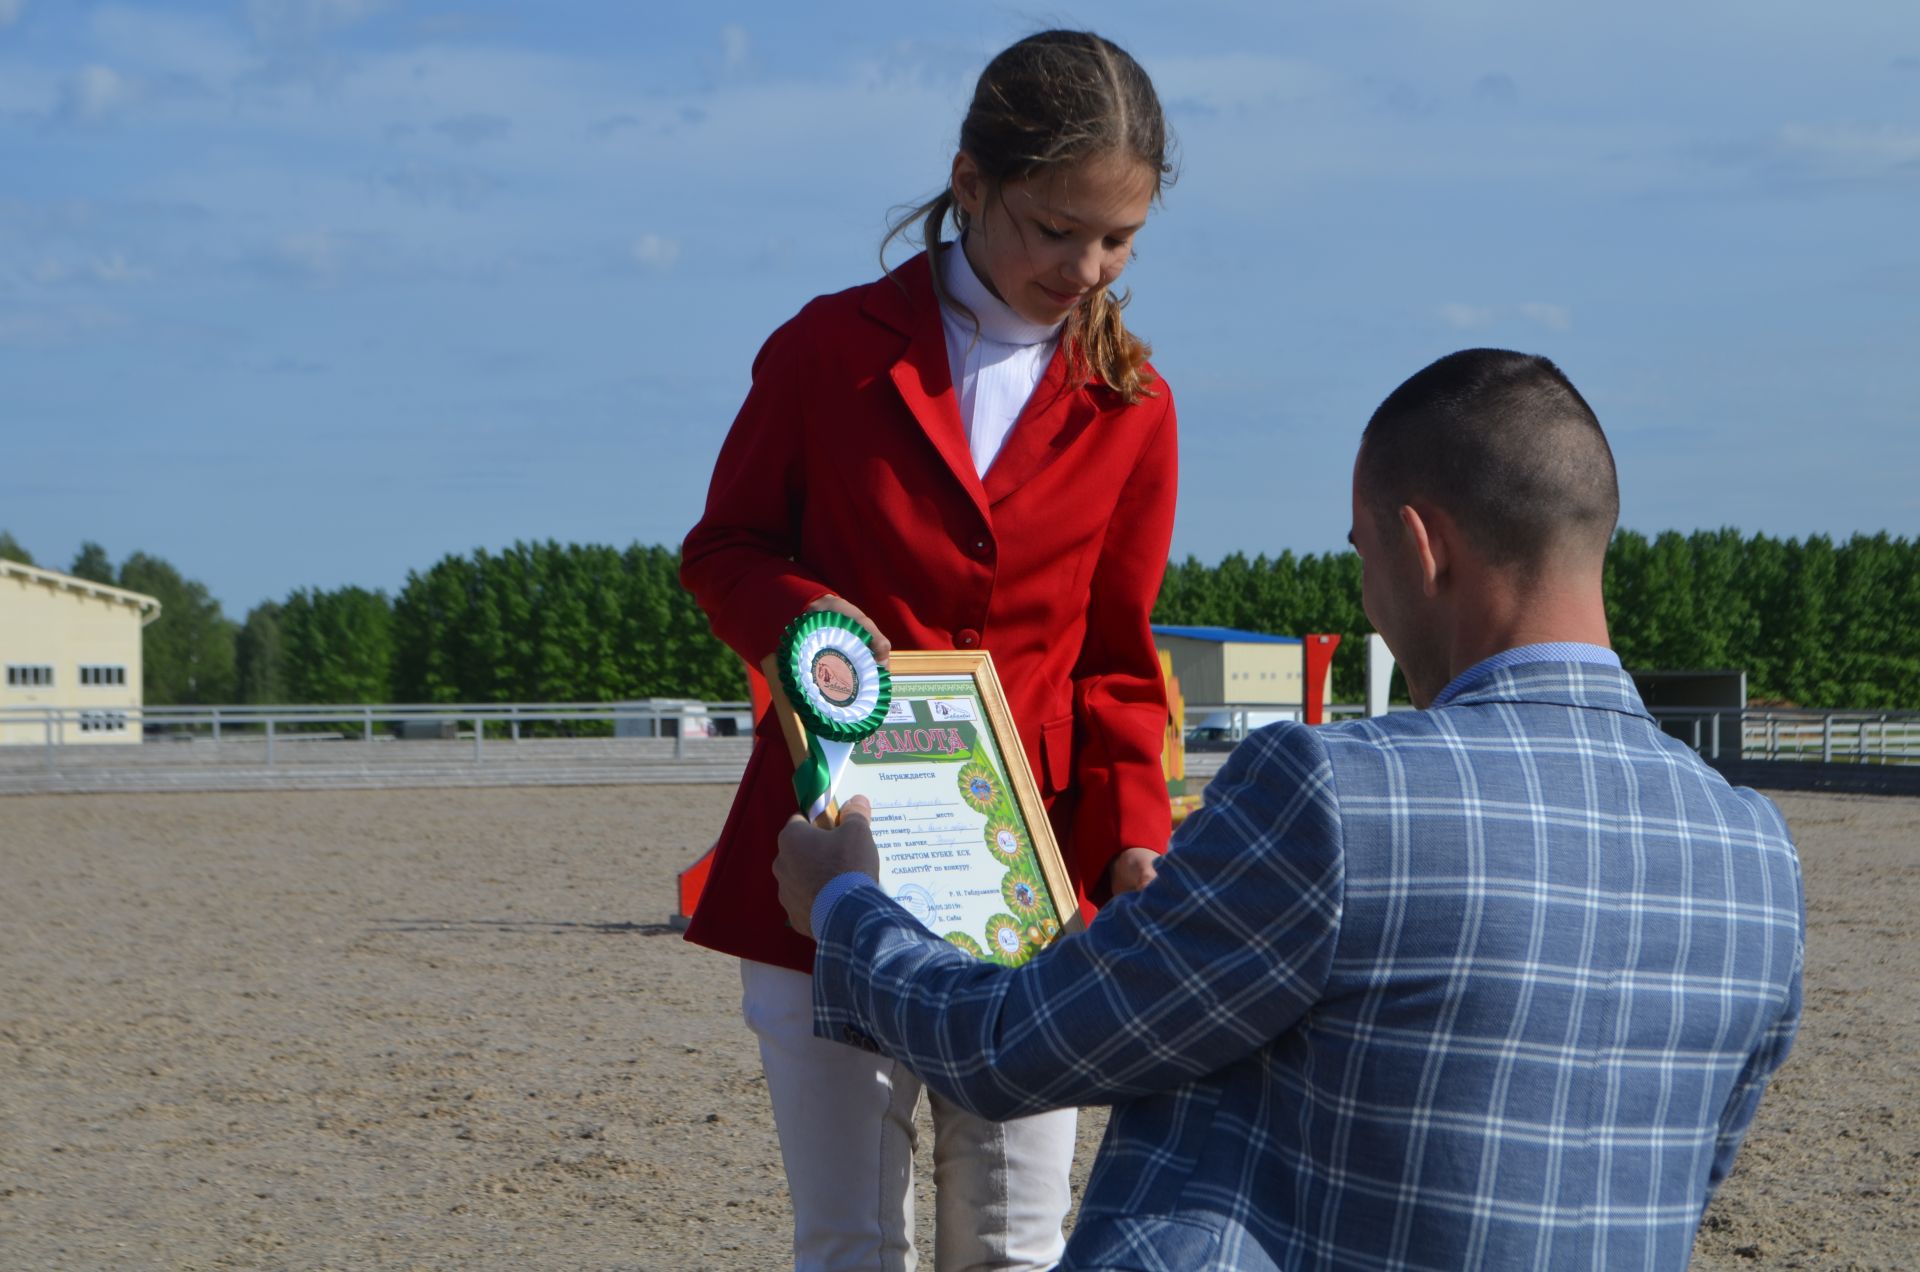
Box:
(1105, 846, 1160, 896)
(775, 794, 882, 937)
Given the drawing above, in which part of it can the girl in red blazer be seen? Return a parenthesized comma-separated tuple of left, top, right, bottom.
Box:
(682, 30, 1176, 1271)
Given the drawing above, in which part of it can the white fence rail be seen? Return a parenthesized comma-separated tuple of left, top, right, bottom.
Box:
(1181, 701, 1920, 767)
(0, 701, 758, 795)
(4, 700, 1916, 797)
(1647, 708, 1920, 766)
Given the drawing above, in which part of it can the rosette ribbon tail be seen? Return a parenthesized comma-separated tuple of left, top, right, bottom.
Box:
(795, 737, 854, 823)
(773, 608, 892, 822)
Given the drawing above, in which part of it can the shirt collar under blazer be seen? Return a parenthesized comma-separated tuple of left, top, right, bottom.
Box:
(1435, 660, 1657, 725)
(860, 251, 1107, 520)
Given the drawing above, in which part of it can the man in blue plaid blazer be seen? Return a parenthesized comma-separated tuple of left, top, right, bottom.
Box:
(776, 349, 1804, 1271)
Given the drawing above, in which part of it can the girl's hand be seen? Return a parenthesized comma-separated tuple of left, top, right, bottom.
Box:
(1105, 847, 1160, 896)
(806, 595, 892, 665)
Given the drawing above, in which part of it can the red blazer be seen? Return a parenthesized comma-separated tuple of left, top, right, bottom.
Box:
(681, 251, 1177, 973)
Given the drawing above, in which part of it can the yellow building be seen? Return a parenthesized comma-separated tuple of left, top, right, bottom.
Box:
(0, 559, 161, 745)
(1152, 624, 1336, 737)
(1152, 624, 1313, 706)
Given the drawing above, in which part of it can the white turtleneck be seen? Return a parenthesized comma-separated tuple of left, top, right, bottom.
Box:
(938, 241, 1063, 477)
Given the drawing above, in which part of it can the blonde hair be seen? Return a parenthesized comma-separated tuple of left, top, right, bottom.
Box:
(882, 31, 1174, 404)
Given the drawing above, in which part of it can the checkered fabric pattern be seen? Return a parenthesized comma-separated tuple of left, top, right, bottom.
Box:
(812, 662, 1804, 1271)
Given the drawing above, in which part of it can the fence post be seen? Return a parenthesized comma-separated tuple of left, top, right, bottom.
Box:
(675, 708, 687, 759)
(212, 708, 222, 744)
(266, 717, 276, 765)
(1691, 717, 1702, 752)
(364, 707, 373, 744)
(474, 716, 484, 762)
(1821, 715, 1834, 764)
(511, 707, 520, 743)
(45, 713, 55, 771)
(1710, 711, 1721, 761)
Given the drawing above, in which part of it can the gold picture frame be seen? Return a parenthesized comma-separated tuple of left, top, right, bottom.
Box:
(761, 649, 1085, 959)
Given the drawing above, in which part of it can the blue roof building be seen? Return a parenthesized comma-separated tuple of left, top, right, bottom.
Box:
(1150, 624, 1302, 646)
(1152, 623, 1324, 711)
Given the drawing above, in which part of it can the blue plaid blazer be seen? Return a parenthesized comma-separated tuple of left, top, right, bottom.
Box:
(812, 662, 1804, 1270)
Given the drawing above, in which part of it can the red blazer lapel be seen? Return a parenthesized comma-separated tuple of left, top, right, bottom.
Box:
(982, 344, 1101, 506)
(863, 256, 991, 524)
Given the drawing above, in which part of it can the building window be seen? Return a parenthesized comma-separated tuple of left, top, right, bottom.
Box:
(6, 664, 54, 687)
(80, 711, 128, 733)
(80, 664, 128, 687)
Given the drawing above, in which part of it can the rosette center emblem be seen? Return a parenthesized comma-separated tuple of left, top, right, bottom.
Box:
(776, 609, 892, 821)
(777, 610, 892, 743)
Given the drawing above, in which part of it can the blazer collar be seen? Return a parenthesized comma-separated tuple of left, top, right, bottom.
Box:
(863, 251, 1103, 512)
(1440, 660, 1656, 724)
(864, 254, 988, 521)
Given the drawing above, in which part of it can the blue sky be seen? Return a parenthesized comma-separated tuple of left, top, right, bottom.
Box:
(2, 0, 1915, 615)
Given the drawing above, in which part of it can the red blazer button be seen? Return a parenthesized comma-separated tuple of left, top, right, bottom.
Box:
(970, 537, 992, 558)
(956, 629, 980, 648)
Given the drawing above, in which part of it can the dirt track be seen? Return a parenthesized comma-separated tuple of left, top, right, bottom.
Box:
(1, 786, 1913, 1269)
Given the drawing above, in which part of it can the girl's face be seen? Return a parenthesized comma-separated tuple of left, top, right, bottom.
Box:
(951, 149, 1157, 329)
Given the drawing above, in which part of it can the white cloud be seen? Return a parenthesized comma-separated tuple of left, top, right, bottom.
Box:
(91, 252, 153, 284)
(1148, 51, 1343, 124)
(722, 23, 750, 71)
(1472, 72, 1517, 105)
(1519, 301, 1571, 331)
(435, 113, 511, 146)
(1438, 303, 1494, 330)
(0, 303, 124, 347)
(90, 6, 249, 82)
(24, 253, 152, 285)
(274, 230, 346, 281)
(632, 234, 681, 271)
(380, 160, 499, 208)
(1778, 123, 1920, 170)
(0, 0, 25, 31)
(242, 0, 388, 90)
(589, 113, 641, 139)
(246, 0, 385, 44)
(58, 65, 131, 124)
(1438, 302, 1572, 332)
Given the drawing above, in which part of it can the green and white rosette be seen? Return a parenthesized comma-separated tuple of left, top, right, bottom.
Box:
(775, 610, 892, 821)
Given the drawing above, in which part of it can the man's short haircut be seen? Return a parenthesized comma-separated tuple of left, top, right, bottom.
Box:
(1358, 349, 1619, 571)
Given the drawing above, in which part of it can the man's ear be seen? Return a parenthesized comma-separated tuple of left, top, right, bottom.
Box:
(1399, 503, 1448, 598)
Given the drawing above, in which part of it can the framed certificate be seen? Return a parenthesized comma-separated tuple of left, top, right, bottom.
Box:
(763, 648, 1083, 965)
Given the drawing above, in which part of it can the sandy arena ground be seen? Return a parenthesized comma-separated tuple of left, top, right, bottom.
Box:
(1, 785, 1914, 1270)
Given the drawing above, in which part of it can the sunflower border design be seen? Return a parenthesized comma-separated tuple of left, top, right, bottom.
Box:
(982, 913, 1033, 967)
(983, 814, 1026, 864)
(956, 758, 1006, 814)
(1001, 867, 1049, 924)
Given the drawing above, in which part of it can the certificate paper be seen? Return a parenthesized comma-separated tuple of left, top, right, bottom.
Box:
(764, 649, 1082, 966)
(839, 672, 1069, 964)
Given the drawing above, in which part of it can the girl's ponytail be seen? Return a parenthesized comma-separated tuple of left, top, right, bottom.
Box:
(1072, 286, 1154, 403)
(882, 189, 980, 341)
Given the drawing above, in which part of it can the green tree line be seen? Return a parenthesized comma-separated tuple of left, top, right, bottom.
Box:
(235, 542, 745, 706)
(1, 534, 741, 708)
(3, 528, 1916, 710)
(1152, 530, 1920, 709)
(1603, 529, 1920, 709)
